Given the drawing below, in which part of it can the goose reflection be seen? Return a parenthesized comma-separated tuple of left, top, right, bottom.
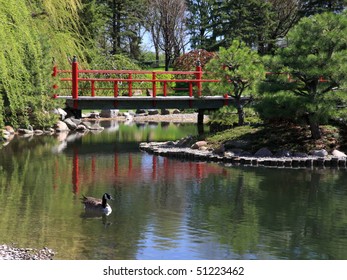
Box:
(80, 210, 112, 227)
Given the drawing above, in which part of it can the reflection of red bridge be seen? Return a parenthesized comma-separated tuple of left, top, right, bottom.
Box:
(67, 148, 227, 193)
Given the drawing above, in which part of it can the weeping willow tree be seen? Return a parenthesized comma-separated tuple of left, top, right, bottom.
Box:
(0, 0, 86, 128)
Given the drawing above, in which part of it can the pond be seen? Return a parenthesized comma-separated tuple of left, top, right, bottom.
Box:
(1, 120, 347, 260)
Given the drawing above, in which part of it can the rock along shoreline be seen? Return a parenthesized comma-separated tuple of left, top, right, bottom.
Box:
(139, 140, 347, 170)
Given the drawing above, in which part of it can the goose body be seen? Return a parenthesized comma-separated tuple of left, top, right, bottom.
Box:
(81, 193, 113, 215)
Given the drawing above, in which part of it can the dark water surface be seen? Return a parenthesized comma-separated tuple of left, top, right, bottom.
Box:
(1, 121, 347, 260)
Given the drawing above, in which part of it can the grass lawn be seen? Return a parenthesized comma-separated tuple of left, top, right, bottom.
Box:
(205, 123, 345, 154)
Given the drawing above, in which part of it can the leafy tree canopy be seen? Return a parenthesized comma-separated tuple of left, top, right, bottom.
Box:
(0, 0, 85, 128)
(205, 40, 265, 125)
(258, 12, 347, 139)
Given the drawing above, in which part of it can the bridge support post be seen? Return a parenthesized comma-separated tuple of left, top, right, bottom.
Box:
(197, 109, 204, 135)
(72, 56, 79, 109)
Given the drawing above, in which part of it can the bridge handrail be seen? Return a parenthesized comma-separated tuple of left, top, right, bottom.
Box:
(52, 57, 219, 99)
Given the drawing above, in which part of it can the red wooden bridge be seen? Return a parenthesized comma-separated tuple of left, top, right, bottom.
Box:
(52, 57, 248, 120)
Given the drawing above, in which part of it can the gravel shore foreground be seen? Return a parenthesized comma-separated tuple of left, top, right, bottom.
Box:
(0, 244, 55, 260)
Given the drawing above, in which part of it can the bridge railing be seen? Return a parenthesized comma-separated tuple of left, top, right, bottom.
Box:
(52, 57, 219, 99)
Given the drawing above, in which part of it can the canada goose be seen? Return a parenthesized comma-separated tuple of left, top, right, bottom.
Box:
(81, 193, 113, 215)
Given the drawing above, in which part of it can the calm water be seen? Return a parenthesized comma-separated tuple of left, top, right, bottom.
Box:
(1, 120, 347, 260)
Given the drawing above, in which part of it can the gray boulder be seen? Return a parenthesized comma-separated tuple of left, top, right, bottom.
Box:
(191, 141, 207, 150)
(254, 147, 273, 157)
(310, 149, 328, 157)
(64, 118, 78, 130)
(161, 108, 170, 115)
(100, 109, 119, 118)
(76, 124, 88, 131)
(135, 109, 147, 115)
(148, 109, 159, 115)
(55, 121, 70, 132)
(332, 149, 347, 158)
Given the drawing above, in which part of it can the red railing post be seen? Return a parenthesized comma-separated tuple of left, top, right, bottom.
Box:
(71, 56, 79, 109)
(52, 64, 58, 97)
(91, 80, 95, 97)
(189, 82, 193, 97)
(128, 73, 133, 96)
(152, 72, 157, 98)
(195, 60, 202, 97)
(163, 81, 167, 96)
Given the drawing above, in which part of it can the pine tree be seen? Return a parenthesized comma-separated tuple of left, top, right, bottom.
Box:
(259, 12, 347, 139)
(205, 40, 265, 126)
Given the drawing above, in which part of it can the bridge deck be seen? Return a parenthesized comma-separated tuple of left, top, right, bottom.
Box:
(56, 95, 247, 110)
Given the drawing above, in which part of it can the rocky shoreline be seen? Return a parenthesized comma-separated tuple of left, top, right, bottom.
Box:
(0, 244, 55, 260)
(140, 137, 347, 169)
(1, 109, 206, 144)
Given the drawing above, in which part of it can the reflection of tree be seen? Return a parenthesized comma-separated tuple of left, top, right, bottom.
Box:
(187, 166, 347, 259)
(188, 169, 261, 257)
(257, 169, 347, 259)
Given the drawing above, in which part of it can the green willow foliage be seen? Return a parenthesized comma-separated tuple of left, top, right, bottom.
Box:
(0, 0, 85, 128)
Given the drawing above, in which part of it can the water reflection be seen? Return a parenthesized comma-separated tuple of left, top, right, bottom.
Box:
(1, 121, 347, 259)
(80, 211, 113, 227)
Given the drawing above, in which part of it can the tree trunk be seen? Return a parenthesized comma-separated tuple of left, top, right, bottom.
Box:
(236, 99, 245, 126)
(164, 51, 171, 71)
(155, 47, 160, 67)
(308, 114, 321, 139)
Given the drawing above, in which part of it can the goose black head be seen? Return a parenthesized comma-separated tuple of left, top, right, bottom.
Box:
(103, 193, 113, 200)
